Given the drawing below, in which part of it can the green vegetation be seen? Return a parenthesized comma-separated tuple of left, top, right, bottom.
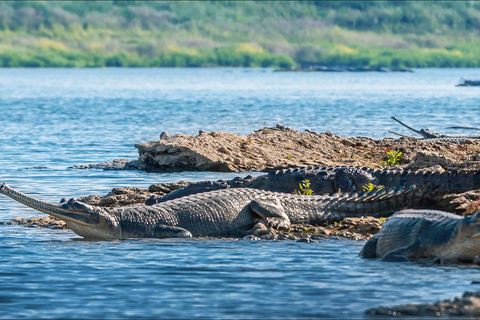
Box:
(294, 179, 313, 196)
(380, 150, 403, 166)
(362, 183, 385, 192)
(0, 1, 479, 68)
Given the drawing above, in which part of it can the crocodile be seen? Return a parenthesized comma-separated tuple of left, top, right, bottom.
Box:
(360, 209, 480, 263)
(389, 117, 480, 143)
(0, 182, 447, 240)
(145, 165, 480, 205)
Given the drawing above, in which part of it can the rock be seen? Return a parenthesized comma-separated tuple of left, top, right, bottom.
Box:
(160, 132, 170, 139)
(1, 216, 68, 229)
(464, 139, 475, 145)
(218, 147, 230, 154)
(148, 181, 189, 193)
(296, 238, 313, 242)
(365, 291, 480, 317)
(70, 125, 480, 173)
(11, 217, 27, 224)
(243, 235, 261, 241)
(406, 151, 452, 169)
(69, 158, 139, 170)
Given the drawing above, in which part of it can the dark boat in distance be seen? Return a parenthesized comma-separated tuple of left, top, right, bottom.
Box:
(456, 78, 480, 87)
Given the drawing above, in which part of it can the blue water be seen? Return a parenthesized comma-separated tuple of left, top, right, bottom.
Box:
(0, 68, 479, 319)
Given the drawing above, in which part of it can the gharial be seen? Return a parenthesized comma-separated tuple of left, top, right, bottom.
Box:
(145, 165, 480, 205)
(389, 116, 480, 144)
(360, 209, 480, 263)
(0, 182, 450, 240)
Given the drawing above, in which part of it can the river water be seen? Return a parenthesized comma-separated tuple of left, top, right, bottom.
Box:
(0, 68, 479, 319)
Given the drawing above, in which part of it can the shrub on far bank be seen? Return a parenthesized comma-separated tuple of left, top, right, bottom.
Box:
(0, 46, 297, 68)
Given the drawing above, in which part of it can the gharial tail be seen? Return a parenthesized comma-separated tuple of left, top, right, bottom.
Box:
(325, 182, 461, 219)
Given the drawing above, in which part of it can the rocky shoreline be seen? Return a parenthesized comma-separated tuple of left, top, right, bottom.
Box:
(366, 291, 480, 317)
(8, 125, 480, 237)
(70, 124, 480, 172)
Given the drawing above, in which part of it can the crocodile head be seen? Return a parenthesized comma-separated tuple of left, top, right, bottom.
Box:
(0, 183, 121, 239)
(460, 212, 480, 239)
(452, 212, 480, 262)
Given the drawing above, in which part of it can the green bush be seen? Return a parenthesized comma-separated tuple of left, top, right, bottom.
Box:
(105, 53, 128, 67)
(0, 52, 20, 67)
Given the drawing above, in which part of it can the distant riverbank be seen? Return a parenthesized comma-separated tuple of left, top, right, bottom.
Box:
(1, 1, 479, 68)
(1, 46, 479, 68)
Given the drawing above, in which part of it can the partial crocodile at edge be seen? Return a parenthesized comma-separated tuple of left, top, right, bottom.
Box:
(360, 209, 480, 263)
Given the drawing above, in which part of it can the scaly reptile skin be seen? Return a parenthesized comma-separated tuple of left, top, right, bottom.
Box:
(146, 166, 480, 205)
(422, 137, 480, 144)
(0, 183, 445, 239)
(360, 209, 480, 263)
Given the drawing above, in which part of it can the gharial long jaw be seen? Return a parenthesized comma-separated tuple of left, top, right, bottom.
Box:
(0, 183, 120, 239)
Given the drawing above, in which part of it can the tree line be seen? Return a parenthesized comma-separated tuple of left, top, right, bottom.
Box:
(0, 1, 479, 68)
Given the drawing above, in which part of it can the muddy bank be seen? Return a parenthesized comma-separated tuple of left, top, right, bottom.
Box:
(71, 124, 480, 172)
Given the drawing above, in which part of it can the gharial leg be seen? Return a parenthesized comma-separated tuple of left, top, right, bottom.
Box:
(249, 199, 291, 230)
(152, 225, 193, 238)
(359, 233, 379, 259)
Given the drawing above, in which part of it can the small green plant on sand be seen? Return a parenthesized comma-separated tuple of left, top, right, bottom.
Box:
(294, 179, 313, 195)
(380, 150, 402, 166)
(362, 183, 385, 192)
(285, 154, 292, 159)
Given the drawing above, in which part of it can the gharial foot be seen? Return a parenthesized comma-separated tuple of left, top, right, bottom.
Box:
(249, 199, 291, 231)
(265, 217, 290, 230)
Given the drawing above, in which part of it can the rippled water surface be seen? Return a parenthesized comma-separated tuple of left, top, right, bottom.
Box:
(0, 68, 479, 318)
